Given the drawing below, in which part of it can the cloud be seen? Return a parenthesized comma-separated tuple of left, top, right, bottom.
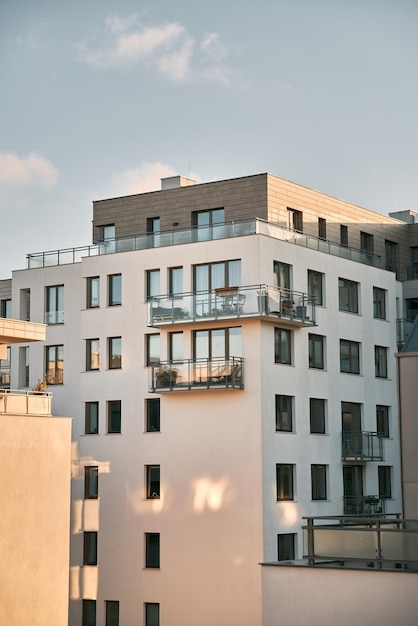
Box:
(0, 152, 58, 188)
(78, 16, 236, 84)
(106, 161, 200, 197)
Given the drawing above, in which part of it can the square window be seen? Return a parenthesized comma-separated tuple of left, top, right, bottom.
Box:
(276, 464, 294, 501)
(108, 400, 121, 433)
(86, 339, 100, 371)
(147, 270, 160, 300)
(105, 601, 119, 626)
(45, 344, 64, 385)
(146, 398, 160, 432)
(339, 278, 359, 313)
(85, 402, 99, 434)
(145, 603, 160, 626)
(146, 465, 160, 499)
(275, 395, 293, 432)
(45, 285, 64, 324)
(376, 405, 390, 438)
(375, 346, 388, 378)
(311, 464, 327, 500)
(86, 277, 100, 309)
(277, 533, 296, 561)
(310, 398, 326, 434)
(108, 337, 122, 369)
(340, 340, 360, 374)
(378, 466, 392, 499)
(373, 287, 386, 319)
(275, 328, 292, 365)
(309, 334, 325, 369)
(83, 531, 97, 565)
(145, 533, 160, 568)
(82, 600, 96, 626)
(147, 335, 160, 365)
(108, 274, 122, 306)
(308, 270, 324, 306)
(85, 466, 98, 499)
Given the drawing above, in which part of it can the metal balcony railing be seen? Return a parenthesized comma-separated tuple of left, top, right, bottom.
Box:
(26, 218, 382, 269)
(0, 388, 52, 415)
(148, 285, 316, 327)
(148, 357, 244, 392)
(343, 495, 386, 516)
(342, 431, 384, 461)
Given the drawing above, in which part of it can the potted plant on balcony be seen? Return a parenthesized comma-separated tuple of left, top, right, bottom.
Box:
(155, 366, 178, 387)
(32, 378, 48, 394)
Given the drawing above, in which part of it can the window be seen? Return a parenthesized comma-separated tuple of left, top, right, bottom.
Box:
(375, 345, 388, 378)
(193, 260, 241, 294)
(193, 327, 242, 360)
(277, 533, 296, 561)
(146, 398, 160, 432)
(0, 298, 11, 318)
(311, 464, 327, 500)
(360, 231, 374, 255)
(340, 340, 360, 374)
(287, 207, 303, 232)
(193, 208, 225, 241)
(307, 270, 324, 306)
(18, 346, 29, 387)
(340, 225, 348, 246)
(169, 331, 183, 361)
(318, 217, 326, 240)
(276, 464, 294, 501)
(385, 240, 398, 273)
(86, 339, 100, 371)
(373, 287, 386, 319)
(20, 288, 30, 321)
(45, 345, 64, 384)
(85, 466, 98, 499)
(86, 277, 100, 308)
(338, 278, 359, 313)
(147, 217, 160, 247)
(275, 328, 292, 365)
(274, 261, 291, 290)
(147, 270, 160, 300)
(310, 398, 326, 434)
(145, 533, 160, 568)
(83, 532, 97, 565)
(82, 600, 96, 626)
(45, 285, 64, 324)
(146, 465, 160, 499)
(0, 346, 11, 388)
(147, 334, 160, 365)
(145, 603, 159, 626)
(275, 395, 293, 432)
(376, 405, 390, 438)
(85, 402, 99, 434)
(108, 337, 121, 369)
(108, 400, 121, 433)
(105, 601, 119, 626)
(169, 267, 183, 296)
(309, 334, 325, 369)
(378, 466, 392, 499)
(103, 225, 115, 241)
(108, 274, 122, 306)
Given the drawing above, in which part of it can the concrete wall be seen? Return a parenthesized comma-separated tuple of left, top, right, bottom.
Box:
(397, 352, 418, 518)
(0, 412, 72, 626)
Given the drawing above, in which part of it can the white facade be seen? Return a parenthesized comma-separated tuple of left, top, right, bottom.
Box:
(7, 174, 405, 625)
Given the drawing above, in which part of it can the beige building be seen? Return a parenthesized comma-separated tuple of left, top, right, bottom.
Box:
(0, 318, 72, 626)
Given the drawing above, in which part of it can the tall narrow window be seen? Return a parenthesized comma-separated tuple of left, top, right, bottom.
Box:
(309, 334, 325, 369)
(338, 278, 359, 313)
(85, 466, 99, 499)
(146, 398, 160, 432)
(373, 287, 386, 319)
(340, 225, 348, 246)
(108, 400, 121, 433)
(277, 534, 296, 561)
(102, 225, 116, 252)
(376, 405, 390, 438)
(86, 277, 100, 308)
(307, 270, 324, 306)
(274, 261, 291, 290)
(169, 267, 183, 296)
(275, 395, 293, 432)
(340, 340, 360, 374)
(45, 285, 64, 324)
(145, 533, 160, 568)
(83, 532, 97, 565)
(274, 328, 292, 365)
(276, 464, 295, 501)
(108, 337, 122, 369)
(146, 465, 160, 498)
(19, 346, 29, 387)
(169, 332, 183, 362)
(147, 217, 161, 247)
(318, 218, 326, 240)
(105, 601, 119, 626)
(310, 398, 326, 434)
(385, 240, 399, 274)
(147, 335, 160, 365)
(86, 339, 100, 371)
(82, 600, 96, 626)
(108, 274, 122, 306)
(0, 346, 11, 388)
(20, 288, 30, 321)
(287, 208, 303, 232)
(378, 466, 392, 499)
(360, 231, 374, 255)
(375, 346, 388, 378)
(45, 345, 64, 384)
(311, 464, 327, 500)
(85, 402, 99, 434)
(147, 270, 160, 300)
(145, 603, 159, 626)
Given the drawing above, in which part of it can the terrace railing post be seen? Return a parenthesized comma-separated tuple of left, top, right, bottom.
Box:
(307, 517, 315, 566)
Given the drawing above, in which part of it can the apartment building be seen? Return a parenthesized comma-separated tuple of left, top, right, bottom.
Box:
(3, 172, 418, 626)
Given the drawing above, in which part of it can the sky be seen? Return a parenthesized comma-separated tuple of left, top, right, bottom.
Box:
(1, 0, 417, 277)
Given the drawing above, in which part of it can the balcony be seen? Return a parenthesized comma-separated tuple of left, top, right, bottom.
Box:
(396, 318, 413, 350)
(0, 388, 52, 416)
(343, 495, 386, 516)
(342, 431, 384, 461)
(148, 357, 244, 392)
(148, 285, 316, 328)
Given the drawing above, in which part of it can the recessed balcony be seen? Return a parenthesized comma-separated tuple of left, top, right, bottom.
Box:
(148, 357, 244, 392)
(0, 388, 52, 416)
(343, 495, 386, 516)
(148, 285, 316, 328)
(342, 432, 384, 461)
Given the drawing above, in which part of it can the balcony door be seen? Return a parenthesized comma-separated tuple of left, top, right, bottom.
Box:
(342, 402, 362, 456)
(343, 465, 364, 514)
(193, 261, 241, 316)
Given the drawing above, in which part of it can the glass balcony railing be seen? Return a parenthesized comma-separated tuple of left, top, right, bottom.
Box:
(26, 218, 382, 269)
(148, 357, 244, 392)
(396, 318, 413, 350)
(342, 431, 384, 461)
(148, 285, 316, 327)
